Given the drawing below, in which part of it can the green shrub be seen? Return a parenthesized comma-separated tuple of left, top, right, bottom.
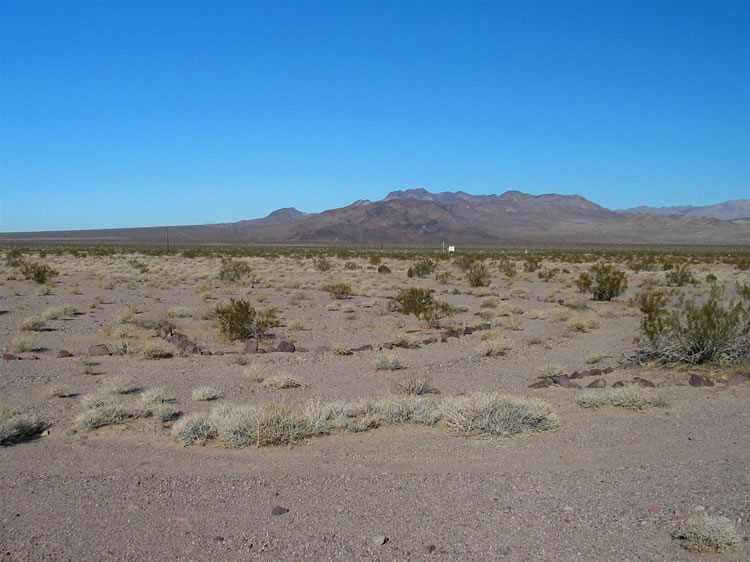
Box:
(214, 299, 280, 341)
(407, 259, 436, 278)
(665, 264, 696, 287)
(523, 256, 542, 273)
(218, 259, 253, 282)
(377, 264, 391, 274)
(466, 263, 491, 287)
(578, 264, 627, 301)
(324, 283, 352, 299)
(315, 257, 332, 272)
(343, 261, 359, 270)
(20, 262, 58, 284)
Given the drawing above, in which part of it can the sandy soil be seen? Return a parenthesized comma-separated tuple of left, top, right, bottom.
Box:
(1, 251, 748, 560)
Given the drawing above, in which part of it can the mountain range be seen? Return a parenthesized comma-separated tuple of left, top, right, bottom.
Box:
(2, 189, 749, 246)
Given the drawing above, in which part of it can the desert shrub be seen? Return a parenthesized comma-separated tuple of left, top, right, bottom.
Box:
(127, 258, 150, 274)
(476, 334, 512, 356)
(665, 264, 696, 287)
(192, 386, 220, 401)
(577, 264, 627, 301)
(637, 286, 749, 365)
(242, 364, 266, 383)
(46, 383, 72, 398)
(523, 256, 542, 273)
(672, 514, 739, 552)
(435, 271, 453, 284)
(453, 255, 476, 272)
(315, 257, 332, 272)
(466, 263, 491, 287)
(41, 304, 78, 321)
(372, 395, 440, 426)
(736, 282, 750, 300)
(377, 264, 391, 274)
(142, 342, 170, 360)
(577, 385, 667, 411)
(537, 362, 565, 378)
(537, 268, 559, 282)
(567, 315, 599, 333)
(20, 262, 58, 284)
(19, 316, 45, 332)
(173, 412, 217, 445)
(76, 355, 96, 375)
(500, 315, 524, 331)
(343, 261, 359, 270)
(0, 405, 46, 445)
(391, 374, 436, 395)
(9, 334, 34, 353)
(369, 255, 382, 265)
(261, 373, 302, 390)
(140, 387, 168, 405)
(439, 392, 559, 437)
(75, 396, 137, 430)
(167, 306, 192, 318)
(324, 283, 352, 299)
(586, 352, 607, 364)
(498, 257, 517, 277)
(331, 343, 352, 356)
(214, 299, 280, 341)
(391, 332, 418, 349)
(391, 287, 453, 327)
(375, 354, 404, 370)
(407, 259, 436, 278)
(218, 259, 253, 282)
(101, 375, 139, 395)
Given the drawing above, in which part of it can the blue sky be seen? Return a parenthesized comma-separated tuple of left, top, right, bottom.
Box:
(1, 0, 749, 232)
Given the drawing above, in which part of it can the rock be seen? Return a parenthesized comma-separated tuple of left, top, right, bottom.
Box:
(88, 344, 112, 356)
(463, 327, 474, 335)
(65, 429, 77, 437)
(270, 506, 289, 516)
(688, 432, 704, 441)
(587, 378, 606, 388)
(57, 349, 74, 358)
(422, 337, 437, 345)
(632, 377, 656, 388)
(214, 351, 224, 356)
(350, 344, 373, 352)
(529, 378, 554, 389)
(243, 339, 259, 354)
(715, 378, 728, 385)
(657, 380, 676, 387)
(382, 342, 394, 350)
(551, 375, 573, 388)
(569, 371, 583, 379)
(611, 381, 627, 388)
(275, 341, 296, 353)
(620, 360, 639, 369)
(372, 535, 388, 546)
(3, 353, 20, 360)
(728, 374, 745, 385)
(424, 544, 436, 554)
(602, 366, 614, 374)
(475, 323, 492, 331)
(557, 299, 565, 305)
(441, 329, 461, 340)
(689, 374, 714, 387)
(40, 430, 50, 437)
(200, 350, 213, 356)
(587, 368, 603, 377)
(295, 346, 309, 353)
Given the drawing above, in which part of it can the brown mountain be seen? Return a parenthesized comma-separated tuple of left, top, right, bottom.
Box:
(2, 190, 749, 246)
(618, 199, 750, 220)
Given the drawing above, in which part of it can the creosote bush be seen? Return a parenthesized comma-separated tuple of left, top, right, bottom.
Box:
(214, 298, 280, 341)
(576, 264, 627, 301)
(407, 259, 436, 278)
(324, 283, 352, 299)
(466, 263, 491, 287)
(20, 262, 59, 284)
(218, 259, 253, 283)
(391, 287, 453, 328)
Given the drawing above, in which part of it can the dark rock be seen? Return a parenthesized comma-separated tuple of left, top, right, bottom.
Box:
(463, 327, 474, 335)
(65, 429, 77, 437)
(689, 374, 714, 387)
(728, 374, 746, 385)
(275, 341, 296, 353)
(214, 351, 224, 356)
(382, 342, 394, 350)
(88, 344, 112, 356)
(587, 378, 606, 388)
(351, 344, 373, 352)
(57, 349, 74, 358)
(295, 346, 309, 353)
(557, 299, 565, 305)
(270, 506, 289, 516)
(569, 371, 583, 379)
(424, 544, 436, 554)
(3, 353, 20, 360)
(529, 378, 554, 389)
(632, 377, 656, 388)
(602, 366, 614, 374)
(551, 375, 573, 388)
(441, 329, 461, 340)
(612, 381, 627, 388)
(200, 350, 213, 356)
(715, 378, 728, 385)
(243, 339, 259, 354)
(587, 368, 603, 377)
(475, 323, 492, 331)
(422, 337, 437, 345)
(372, 535, 388, 546)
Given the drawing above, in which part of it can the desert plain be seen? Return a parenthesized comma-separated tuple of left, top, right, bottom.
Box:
(1, 246, 749, 560)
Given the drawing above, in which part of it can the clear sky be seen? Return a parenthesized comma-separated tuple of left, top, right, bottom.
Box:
(1, 0, 749, 232)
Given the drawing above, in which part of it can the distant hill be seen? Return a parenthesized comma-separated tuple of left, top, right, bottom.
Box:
(618, 199, 750, 220)
(2, 190, 749, 246)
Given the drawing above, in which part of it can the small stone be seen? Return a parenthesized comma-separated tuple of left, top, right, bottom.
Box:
(551, 375, 572, 388)
(632, 377, 655, 388)
(689, 374, 714, 387)
(275, 341, 296, 353)
(422, 337, 437, 345)
(602, 366, 614, 374)
(587, 378, 606, 388)
(65, 429, 77, 437)
(688, 432, 704, 441)
(424, 544, 436, 554)
(57, 349, 74, 358)
(372, 535, 388, 546)
(200, 350, 213, 356)
(243, 339, 258, 354)
(463, 327, 474, 335)
(88, 344, 112, 356)
(382, 342, 393, 350)
(612, 381, 627, 388)
(3, 353, 20, 360)
(728, 374, 745, 385)
(270, 506, 289, 516)
(475, 323, 492, 331)
(587, 368, 603, 377)
(569, 371, 583, 379)
(529, 379, 553, 389)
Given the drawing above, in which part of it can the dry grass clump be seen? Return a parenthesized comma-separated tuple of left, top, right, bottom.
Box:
(500, 315, 524, 330)
(477, 333, 513, 356)
(114, 305, 140, 324)
(537, 362, 565, 378)
(375, 354, 404, 371)
(242, 364, 266, 383)
(192, 386, 220, 401)
(439, 392, 559, 438)
(46, 383, 72, 398)
(331, 343, 352, 356)
(0, 405, 46, 445)
(546, 308, 572, 322)
(8, 334, 34, 353)
(19, 316, 45, 332)
(142, 342, 169, 360)
(140, 387, 168, 405)
(672, 513, 739, 553)
(391, 374, 437, 395)
(76, 354, 96, 375)
(586, 351, 607, 364)
(100, 375, 139, 395)
(75, 395, 137, 430)
(287, 318, 306, 331)
(41, 304, 78, 320)
(392, 332, 418, 349)
(261, 372, 303, 390)
(567, 315, 600, 333)
(76, 383, 178, 430)
(167, 306, 192, 318)
(577, 385, 667, 411)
